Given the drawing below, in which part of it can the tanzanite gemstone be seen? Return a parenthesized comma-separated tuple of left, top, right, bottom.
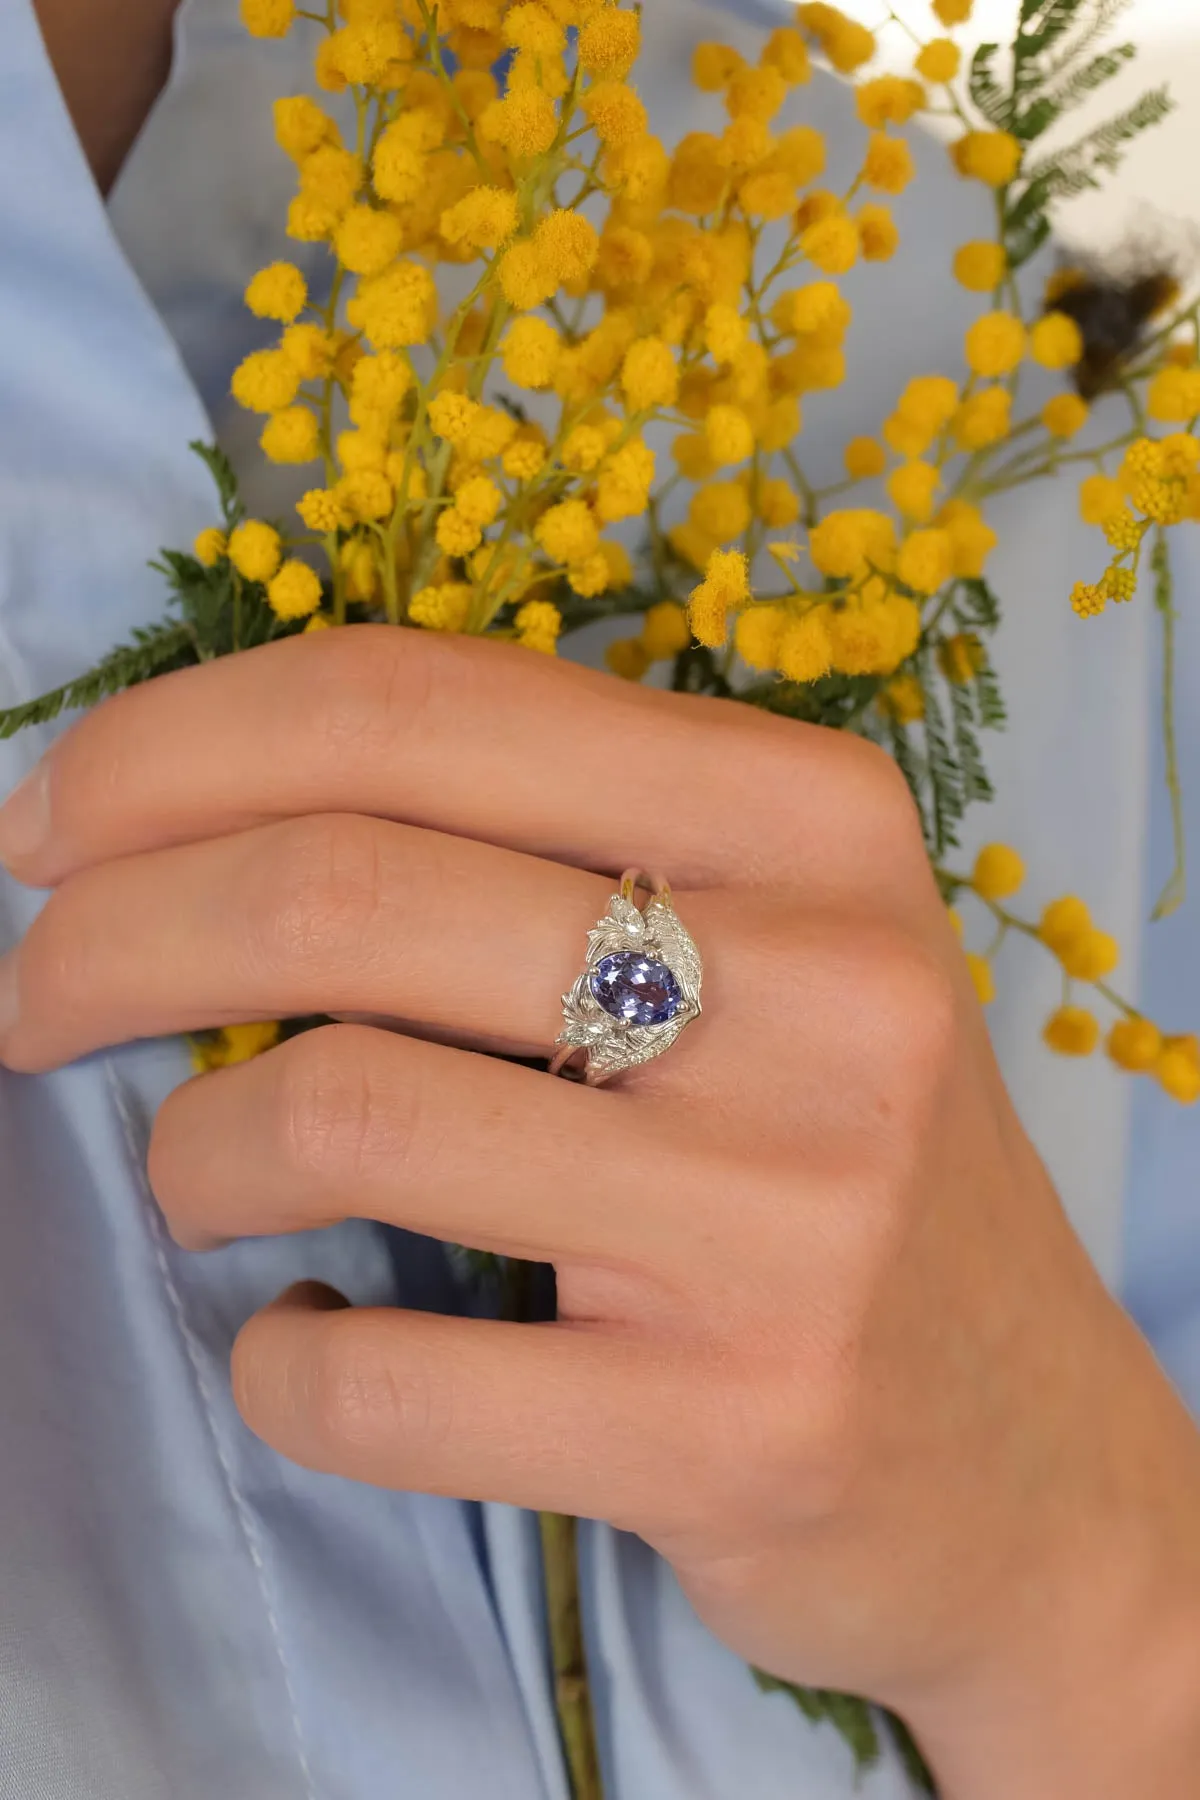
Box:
(590, 952, 682, 1027)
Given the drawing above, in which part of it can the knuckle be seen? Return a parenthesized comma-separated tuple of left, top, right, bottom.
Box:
(848, 923, 958, 1093)
(886, 938, 957, 1084)
(308, 1317, 398, 1446)
(837, 734, 926, 847)
(772, 1365, 866, 1519)
(687, 1344, 866, 1537)
(306, 623, 455, 768)
(277, 1024, 406, 1183)
(251, 813, 390, 973)
(733, 713, 926, 876)
(307, 1316, 446, 1453)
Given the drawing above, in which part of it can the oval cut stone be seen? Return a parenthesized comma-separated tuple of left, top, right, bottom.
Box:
(590, 951, 682, 1027)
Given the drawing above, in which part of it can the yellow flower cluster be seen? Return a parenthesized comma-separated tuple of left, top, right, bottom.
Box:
(207, 0, 1017, 683)
(1072, 433, 1200, 617)
(190, 0, 1197, 1097)
(1037, 894, 1197, 1103)
(218, 0, 913, 647)
(191, 1020, 282, 1071)
(949, 851, 1194, 1101)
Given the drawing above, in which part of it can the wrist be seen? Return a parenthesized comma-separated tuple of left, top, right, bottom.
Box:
(904, 1306, 1200, 1799)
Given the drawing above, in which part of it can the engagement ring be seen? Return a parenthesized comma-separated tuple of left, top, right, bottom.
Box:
(549, 870, 703, 1086)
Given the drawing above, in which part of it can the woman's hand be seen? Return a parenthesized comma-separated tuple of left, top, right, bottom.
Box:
(1, 627, 1198, 1798)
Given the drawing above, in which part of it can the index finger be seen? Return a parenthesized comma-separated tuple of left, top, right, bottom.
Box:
(0, 627, 915, 891)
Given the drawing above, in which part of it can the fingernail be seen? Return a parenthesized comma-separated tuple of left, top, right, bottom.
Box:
(0, 764, 50, 869)
(0, 953, 18, 1040)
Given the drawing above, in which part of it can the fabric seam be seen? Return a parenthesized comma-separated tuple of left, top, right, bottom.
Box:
(105, 1057, 320, 1800)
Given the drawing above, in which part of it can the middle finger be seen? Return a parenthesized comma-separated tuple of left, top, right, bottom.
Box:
(0, 813, 622, 1073)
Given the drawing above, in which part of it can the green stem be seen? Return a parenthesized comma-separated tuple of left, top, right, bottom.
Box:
(1151, 529, 1187, 919)
(499, 1261, 604, 1800)
(539, 1510, 605, 1800)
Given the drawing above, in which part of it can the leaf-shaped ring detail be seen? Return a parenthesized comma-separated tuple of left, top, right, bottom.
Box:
(549, 869, 703, 1086)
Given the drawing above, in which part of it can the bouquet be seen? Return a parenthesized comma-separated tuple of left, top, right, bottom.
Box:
(5, 0, 1196, 1789)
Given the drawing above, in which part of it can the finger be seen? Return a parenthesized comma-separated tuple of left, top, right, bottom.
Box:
(149, 1023, 680, 1265)
(0, 627, 917, 893)
(0, 813, 620, 1071)
(232, 1287, 715, 1526)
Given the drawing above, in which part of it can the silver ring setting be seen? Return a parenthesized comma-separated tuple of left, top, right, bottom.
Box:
(550, 869, 703, 1086)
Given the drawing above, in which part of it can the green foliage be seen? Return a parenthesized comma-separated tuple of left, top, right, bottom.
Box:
(1016, 0, 1092, 83)
(976, 0, 1174, 267)
(742, 669, 883, 732)
(0, 444, 309, 741)
(0, 622, 195, 740)
(974, 659, 1008, 731)
(152, 545, 296, 660)
(918, 653, 966, 855)
(968, 44, 1011, 128)
(1013, 41, 1136, 143)
(671, 643, 735, 700)
(190, 439, 245, 530)
(885, 1713, 937, 1794)
(1047, 40, 1136, 114)
(887, 717, 931, 843)
(1151, 527, 1186, 919)
(1022, 85, 1174, 198)
(555, 582, 656, 637)
(446, 1244, 507, 1283)
(953, 579, 1001, 633)
(1001, 196, 1054, 273)
(752, 1673, 935, 1795)
(1043, 0, 1131, 77)
(950, 679, 994, 807)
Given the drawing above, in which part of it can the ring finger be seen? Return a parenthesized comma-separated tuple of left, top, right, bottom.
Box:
(149, 1023, 695, 1268)
(0, 811, 720, 1077)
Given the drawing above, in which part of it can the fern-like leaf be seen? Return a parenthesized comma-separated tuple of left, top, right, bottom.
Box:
(1016, 0, 1089, 78)
(0, 623, 195, 740)
(1047, 40, 1136, 112)
(888, 718, 932, 844)
(753, 1674, 936, 1794)
(1015, 40, 1137, 144)
(920, 652, 965, 855)
(1043, 0, 1132, 82)
(968, 43, 1013, 127)
(885, 1714, 937, 1795)
(189, 439, 244, 529)
(1024, 84, 1175, 198)
(953, 579, 1002, 631)
(752, 1674, 882, 1772)
(1004, 207, 1054, 269)
(950, 681, 995, 806)
(974, 659, 1009, 731)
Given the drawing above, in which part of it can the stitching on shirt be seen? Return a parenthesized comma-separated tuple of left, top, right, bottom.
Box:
(105, 1058, 320, 1800)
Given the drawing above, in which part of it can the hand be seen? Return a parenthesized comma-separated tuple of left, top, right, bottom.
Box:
(2, 627, 1199, 1799)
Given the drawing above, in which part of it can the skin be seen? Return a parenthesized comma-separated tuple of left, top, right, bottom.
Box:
(0, 628, 1199, 1797)
(33, 0, 182, 194)
(16, 4, 1200, 1785)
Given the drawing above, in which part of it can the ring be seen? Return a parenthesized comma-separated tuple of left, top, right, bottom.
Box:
(549, 869, 703, 1086)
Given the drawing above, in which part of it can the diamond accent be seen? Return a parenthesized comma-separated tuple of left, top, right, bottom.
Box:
(556, 884, 702, 1080)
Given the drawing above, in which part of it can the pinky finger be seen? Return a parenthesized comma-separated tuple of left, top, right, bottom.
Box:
(231, 1284, 710, 1531)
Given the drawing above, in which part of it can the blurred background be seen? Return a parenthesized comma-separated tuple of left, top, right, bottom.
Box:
(735, 0, 1200, 251)
(854, 0, 1200, 252)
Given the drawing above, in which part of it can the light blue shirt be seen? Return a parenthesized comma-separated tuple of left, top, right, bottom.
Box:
(0, 3, 1195, 1796)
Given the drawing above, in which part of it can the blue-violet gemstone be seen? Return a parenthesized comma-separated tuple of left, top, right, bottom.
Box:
(590, 952, 682, 1026)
